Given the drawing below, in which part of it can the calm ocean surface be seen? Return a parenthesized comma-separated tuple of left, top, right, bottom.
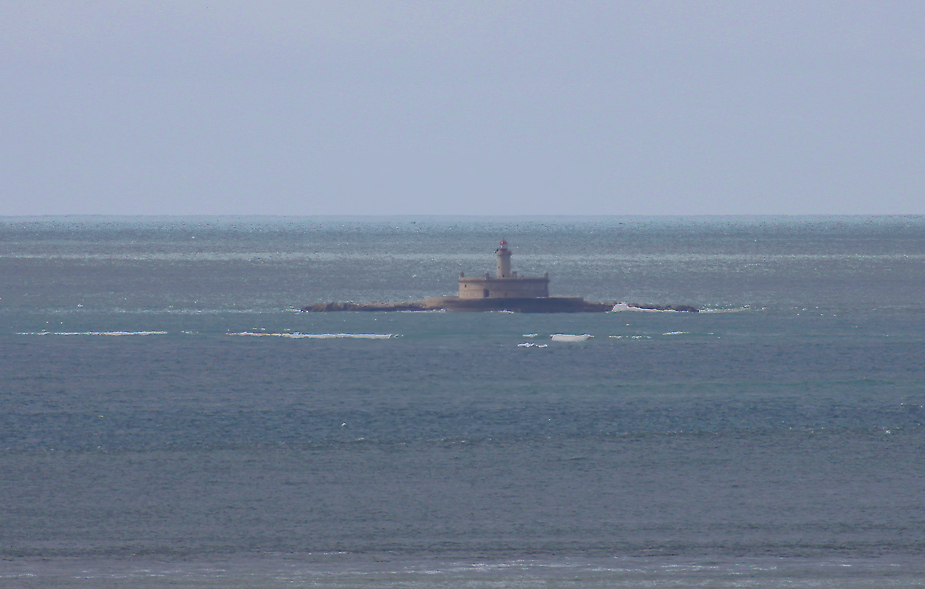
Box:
(1, 216, 923, 587)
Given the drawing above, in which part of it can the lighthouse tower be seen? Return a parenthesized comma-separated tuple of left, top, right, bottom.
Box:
(496, 240, 512, 278)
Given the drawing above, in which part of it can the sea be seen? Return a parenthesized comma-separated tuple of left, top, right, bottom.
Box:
(1, 215, 923, 588)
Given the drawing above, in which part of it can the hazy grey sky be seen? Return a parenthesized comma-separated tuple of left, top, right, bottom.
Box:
(2, 1, 923, 215)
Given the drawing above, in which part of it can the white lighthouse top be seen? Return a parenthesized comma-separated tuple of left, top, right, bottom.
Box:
(495, 239, 512, 278)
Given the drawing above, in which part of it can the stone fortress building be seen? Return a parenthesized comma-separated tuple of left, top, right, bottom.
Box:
(421, 240, 595, 312)
(457, 240, 549, 299)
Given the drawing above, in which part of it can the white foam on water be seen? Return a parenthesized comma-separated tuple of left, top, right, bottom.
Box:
(663, 331, 688, 335)
(611, 303, 679, 312)
(230, 332, 393, 339)
(17, 331, 168, 336)
(517, 342, 548, 348)
(522, 334, 539, 338)
(550, 334, 592, 342)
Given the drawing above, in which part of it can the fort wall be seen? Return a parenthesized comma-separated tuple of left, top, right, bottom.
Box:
(458, 276, 549, 299)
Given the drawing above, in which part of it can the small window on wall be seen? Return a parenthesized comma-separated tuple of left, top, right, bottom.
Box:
(483, 289, 489, 298)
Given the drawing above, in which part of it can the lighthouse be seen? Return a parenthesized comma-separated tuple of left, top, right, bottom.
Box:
(496, 240, 512, 278)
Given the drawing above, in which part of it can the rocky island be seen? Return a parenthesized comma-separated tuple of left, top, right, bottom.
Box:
(301, 241, 698, 313)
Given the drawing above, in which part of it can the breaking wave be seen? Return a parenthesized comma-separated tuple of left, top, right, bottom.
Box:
(17, 331, 168, 336)
(550, 334, 592, 342)
(230, 332, 393, 339)
(611, 303, 685, 312)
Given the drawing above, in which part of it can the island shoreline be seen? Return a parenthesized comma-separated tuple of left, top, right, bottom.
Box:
(300, 300, 699, 313)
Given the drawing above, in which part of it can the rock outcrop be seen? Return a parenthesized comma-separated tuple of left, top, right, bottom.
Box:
(302, 301, 427, 312)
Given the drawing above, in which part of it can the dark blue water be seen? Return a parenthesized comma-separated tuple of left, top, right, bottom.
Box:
(1, 216, 924, 587)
